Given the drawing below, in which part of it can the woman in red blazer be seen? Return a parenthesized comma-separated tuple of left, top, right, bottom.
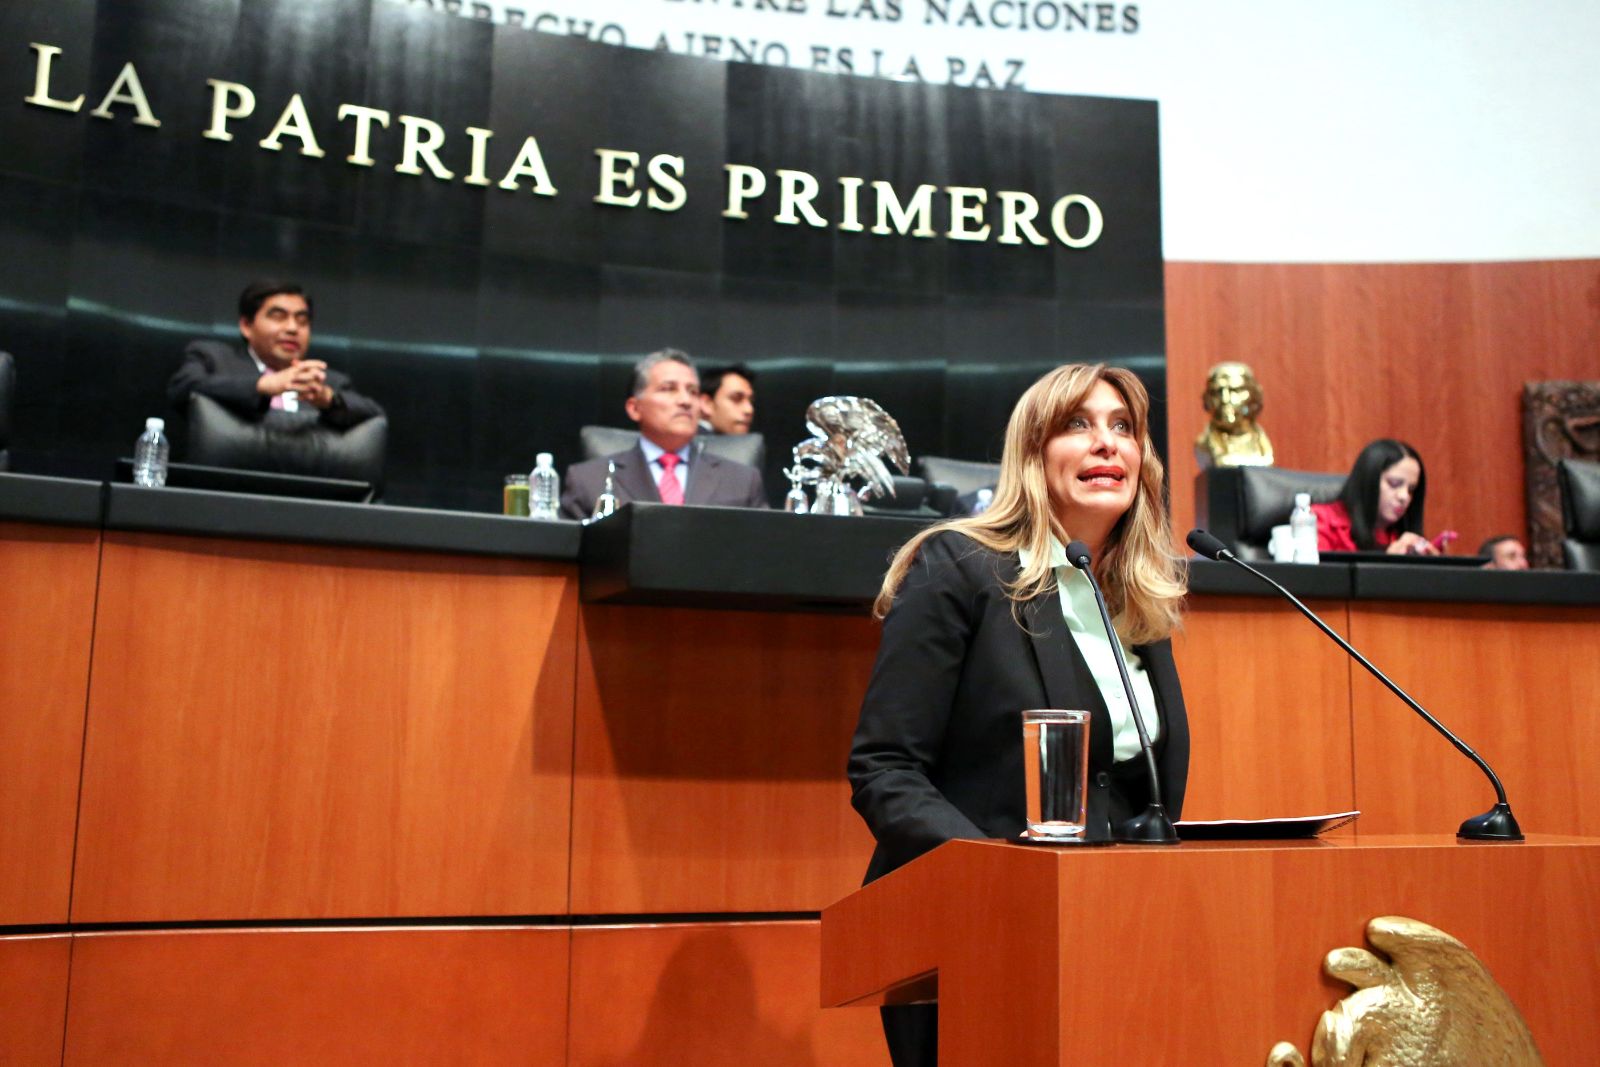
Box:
(1311, 438, 1437, 555)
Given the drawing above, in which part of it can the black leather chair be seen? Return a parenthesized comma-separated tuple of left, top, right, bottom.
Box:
(185, 393, 387, 492)
(1557, 458, 1600, 571)
(916, 455, 1001, 517)
(860, 475, 940, 518)
(578, 425, 766, 471)
(1195, 466, 1345, 560)
(0, 351, 15, 472)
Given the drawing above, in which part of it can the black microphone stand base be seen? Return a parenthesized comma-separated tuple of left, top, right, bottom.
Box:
(1458, 802, 1524, 842)
(1115, 803, 1181, 845)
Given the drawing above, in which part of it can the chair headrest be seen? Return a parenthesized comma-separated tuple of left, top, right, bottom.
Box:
(916, 455, 1000, 496)
(578, 425, 765, 470)
(1198, 465, 1345, 551)
(1236, 467, 1344, 541)
(861, 475, 932, 514)
(186, 394, 387, 490)
(0, 351, 15, 450)
(1559, 459, 1600, 541)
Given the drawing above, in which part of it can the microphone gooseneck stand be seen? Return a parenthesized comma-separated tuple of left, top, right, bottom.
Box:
(1064, 540, 1179, 845)
(1185, 528, 1523, 842)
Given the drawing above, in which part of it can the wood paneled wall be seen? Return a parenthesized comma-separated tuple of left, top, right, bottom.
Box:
(0, 523, 98, 924)
(1172, 596, 1356, 822)
(62, 928, 571, 1065)
(569, 922, 889, 1067)
(0, 935, 70, 1065)
(571, 605, 878, 914)
(71, 533, 579, 922)
(1348, 601, 1600, 837)
(6, 515, 1597, 1065)
(1164, 259, 1600, 545)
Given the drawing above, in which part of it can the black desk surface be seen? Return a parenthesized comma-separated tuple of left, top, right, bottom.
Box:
(580, 503, 926, 612)
(0, 472, 104, 527)
(5, 475, 1598, 609)
(102, 483, 581, 561)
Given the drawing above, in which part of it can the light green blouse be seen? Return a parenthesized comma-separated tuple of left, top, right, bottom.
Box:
(1019, 537, 1161, 762)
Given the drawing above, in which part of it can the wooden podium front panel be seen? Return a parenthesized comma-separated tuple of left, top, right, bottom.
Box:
(0, 934, 71, 1066)
(1348, 602, 1600, 836)
(0, 523, 98, 924)
(72, 533, 578, 921)
(571, 605, 878, 913)
(1174, 595, 1356, 821)
(62, 926, 568, 1065)
(1043, 838, 1600, 1066)
(825, 838, 1600, 1066)
(569, 921, 890, 1067)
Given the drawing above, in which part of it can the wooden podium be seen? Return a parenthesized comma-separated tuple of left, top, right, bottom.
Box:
(821, 836, 1600, 1065)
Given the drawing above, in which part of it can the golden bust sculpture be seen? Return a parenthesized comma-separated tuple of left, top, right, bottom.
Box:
(1196, 361, 1274, 468)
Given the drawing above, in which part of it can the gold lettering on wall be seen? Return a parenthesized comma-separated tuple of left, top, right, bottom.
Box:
(872, 181, 937, 238)
(997, 191, 1050, 246)
(338, 104, 390, 167)
(775, 169, 828, 228)
(498, 137, 557, 195)
(946, 186, 991, 241)
(1051, 193, 1104, 248)
(258, 93, 325, 158)
(464, 126, 493, 186)
(202, 79, 255, 141)
(646, 154, 687, 212)
(88, 61, 160, 128)
(25, 43, 84, 113)
(722, 164, 767, 219)
(837, 177, 866, 233)
(594, 149, 642, 206)
(396, 115, 454, 180)
(14, 42, 1111, 249)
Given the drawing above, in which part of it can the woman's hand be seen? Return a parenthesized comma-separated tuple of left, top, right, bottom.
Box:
(1387, 532, 1439, 556)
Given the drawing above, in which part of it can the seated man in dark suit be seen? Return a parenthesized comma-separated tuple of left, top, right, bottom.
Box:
(167, 280, 384, 429)
(560, 349, 767, 519)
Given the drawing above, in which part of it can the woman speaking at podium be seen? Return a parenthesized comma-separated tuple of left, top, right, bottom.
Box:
(847, 363, 1191, 1067)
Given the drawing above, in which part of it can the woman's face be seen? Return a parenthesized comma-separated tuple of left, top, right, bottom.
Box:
(1377, 456, 1421, 526)
(1043, 379, 1142, 536)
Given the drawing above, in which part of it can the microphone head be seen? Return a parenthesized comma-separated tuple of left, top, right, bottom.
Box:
(1064, 540, 1093, 569)
(1186, 529, 1232, 560)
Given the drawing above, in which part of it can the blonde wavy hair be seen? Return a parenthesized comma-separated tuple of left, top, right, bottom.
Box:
(874, 364, 1185, 644)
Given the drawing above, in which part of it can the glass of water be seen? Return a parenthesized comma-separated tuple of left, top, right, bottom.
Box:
(1021, 709, 1091, 841)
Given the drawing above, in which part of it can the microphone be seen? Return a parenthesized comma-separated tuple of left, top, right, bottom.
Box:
(1185, 528, 1523, 841)
(1064, 540, 1179, 845)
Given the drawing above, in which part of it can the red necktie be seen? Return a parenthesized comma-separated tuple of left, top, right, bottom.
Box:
(658, 453, 684, 505)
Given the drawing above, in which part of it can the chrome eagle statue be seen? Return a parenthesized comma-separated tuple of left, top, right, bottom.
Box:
(784, 396, 911, 516)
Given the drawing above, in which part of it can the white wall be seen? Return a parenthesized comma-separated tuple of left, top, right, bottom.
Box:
(409, 0, 1600, 262)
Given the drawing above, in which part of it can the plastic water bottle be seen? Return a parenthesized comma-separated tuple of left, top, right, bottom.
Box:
(971, 487, 994, 515)
(530, 452, 560, 520)
(1289, 492, 1319, 564)
(132, 417, 169, 487)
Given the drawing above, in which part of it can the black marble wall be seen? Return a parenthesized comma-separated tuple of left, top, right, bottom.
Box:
(0, 0, 1164, 510)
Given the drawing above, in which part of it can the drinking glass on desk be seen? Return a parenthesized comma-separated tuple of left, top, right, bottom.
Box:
(1021, 709, 1090, 841)
(503, 474, 530, 516)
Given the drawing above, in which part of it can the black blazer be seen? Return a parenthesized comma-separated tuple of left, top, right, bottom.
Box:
(167, 339, 385, 430)
(559, 442, 768, 520)
(848, 529, 1189, 881)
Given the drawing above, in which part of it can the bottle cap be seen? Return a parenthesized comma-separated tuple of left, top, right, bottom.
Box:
(536, 452, 553, 467)
(1294, 492, 1311, 506)
(146, 417, 165, 432)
